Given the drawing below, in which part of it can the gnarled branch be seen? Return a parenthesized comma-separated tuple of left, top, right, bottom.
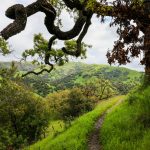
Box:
(1, 4, 27, 40)
(62, 14, 92, 57)
(22, 64, 54, 77)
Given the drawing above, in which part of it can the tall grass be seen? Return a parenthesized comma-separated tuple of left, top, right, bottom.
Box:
(101, 87, 150, 150)
(27, 120, 65, 150)
(28, 96, 125, 150)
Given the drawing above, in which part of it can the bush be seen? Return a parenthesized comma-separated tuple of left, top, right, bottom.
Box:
(0, 79, 49, 149)
(65, 88, 95, 118)
(46, 90, 70, 119)
(46, 88, 96, 120)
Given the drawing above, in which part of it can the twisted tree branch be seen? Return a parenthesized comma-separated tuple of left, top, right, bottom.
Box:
(62, 14, 92, 57)
(1, 4, 27, 40)
(22, 64, 54, 77)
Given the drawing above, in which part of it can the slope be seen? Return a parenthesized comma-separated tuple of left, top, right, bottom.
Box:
(101, 87, 150, 150)
(0, 61, 142, 96)
(27, 96, 125, 150)
(21, 62, 142, 96)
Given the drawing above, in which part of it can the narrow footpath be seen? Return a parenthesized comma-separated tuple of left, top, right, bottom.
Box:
(88, 99, 123, 150)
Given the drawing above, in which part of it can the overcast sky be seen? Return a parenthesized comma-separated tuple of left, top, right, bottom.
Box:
(0, 0, 144, 71)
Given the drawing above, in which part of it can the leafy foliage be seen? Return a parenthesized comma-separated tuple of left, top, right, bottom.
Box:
(28, 63, 141, 96)
(46, 89, 70, 119)
(0, 36, 10, 55)
(106, 0, 144, 64)
(21, 34, 90, 75)
(46, 78, 116, 120)
(79, 77, 116, 99)
(64, 88, 95, 118)
(0, 78, 49, 149)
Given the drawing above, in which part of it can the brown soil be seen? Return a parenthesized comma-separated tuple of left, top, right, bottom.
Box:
(88, 99, 123, 150)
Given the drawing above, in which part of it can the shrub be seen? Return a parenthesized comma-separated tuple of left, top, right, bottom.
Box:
(65, 88, 95, 118)
(46, 90, 70, 119)
(0, 79, 49, 149)
(46, 88, 96, 120)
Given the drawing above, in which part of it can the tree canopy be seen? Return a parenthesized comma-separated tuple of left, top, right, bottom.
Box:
(0, 77, 49, 149)
(0, 0, 150, 77)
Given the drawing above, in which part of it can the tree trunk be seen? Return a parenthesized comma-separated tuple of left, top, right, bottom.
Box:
(144, 26, 150, 84)
(144, 26, 150, 73)
(143, 1, 150, 84)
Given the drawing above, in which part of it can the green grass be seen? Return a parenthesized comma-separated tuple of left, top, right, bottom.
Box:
(45, 120, 65, 137)
(27, 120, 65, 150)
(27, 96, 125, 150)
(101, 87, 150, 150)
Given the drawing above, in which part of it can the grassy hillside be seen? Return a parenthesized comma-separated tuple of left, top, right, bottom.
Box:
(0, 61, 142, 96)
(7, 62, 141, 96)
(1, 61, 148, 150)
(27, 96, 125, 150)
(51, 63, 141, 84)
(0, 62, 141, 81)
(101, 87, 150, 150)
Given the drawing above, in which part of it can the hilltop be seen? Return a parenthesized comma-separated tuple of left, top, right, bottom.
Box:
(0, 61, 142, 96)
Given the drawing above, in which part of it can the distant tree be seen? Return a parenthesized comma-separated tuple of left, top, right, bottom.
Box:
(80, 77, 116, 100)
(113, 80, 140, 94)
(67, 88, 93, 117)
(0, 0, 150, 82)
(46, 89, 70, 119)
(46, 87, 95, 120)
(23, 75, 56, 97)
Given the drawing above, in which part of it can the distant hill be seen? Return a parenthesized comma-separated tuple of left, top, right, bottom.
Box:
(49, 62, 141, 83)
(0, 61, 36, 71)
(0, 62, 142, 96)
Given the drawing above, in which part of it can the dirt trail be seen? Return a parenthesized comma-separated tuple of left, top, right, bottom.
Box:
(88, 99, 123, 150)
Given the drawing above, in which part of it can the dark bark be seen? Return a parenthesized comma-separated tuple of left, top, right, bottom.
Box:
(144, 27, 150, 73)
(0, 0, 89, 41)
(22, 65, 53, 77)
(62, 14, 92, 57)
(1, 4, 27, 40)
(92, 1, 145, 21)
(143, 26, 150, 84)
(0, 0, 93, 76)
(142, 1, 150, 83)
(44, 11, 86, 40)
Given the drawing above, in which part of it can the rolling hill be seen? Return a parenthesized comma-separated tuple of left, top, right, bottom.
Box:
(0, 62, 142, 96)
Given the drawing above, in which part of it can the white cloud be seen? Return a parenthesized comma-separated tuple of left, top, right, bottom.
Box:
(0, 0, 144, 71)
